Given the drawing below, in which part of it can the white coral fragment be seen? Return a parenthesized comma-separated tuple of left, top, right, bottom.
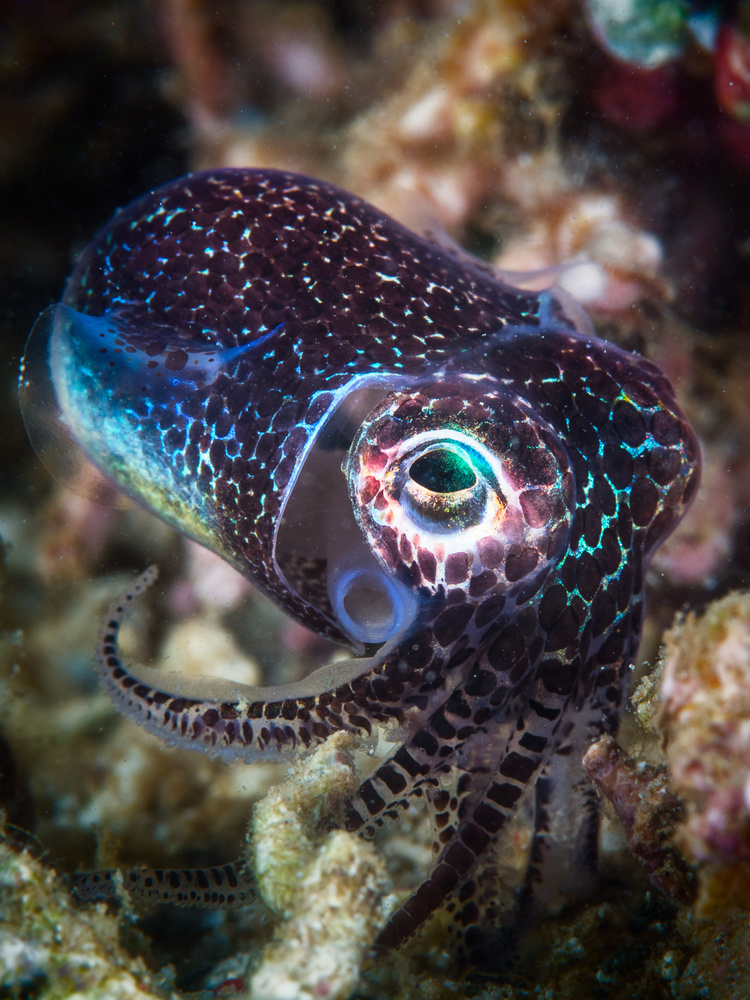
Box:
(247, 733, 390, 1000)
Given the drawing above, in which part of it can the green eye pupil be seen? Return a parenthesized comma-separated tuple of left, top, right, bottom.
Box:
(409, 449, 476, 493)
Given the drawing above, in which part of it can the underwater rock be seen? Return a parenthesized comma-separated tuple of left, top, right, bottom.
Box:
(493, 168, 667, 312)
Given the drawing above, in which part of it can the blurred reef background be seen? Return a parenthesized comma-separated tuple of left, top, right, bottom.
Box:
(3, 0, 750, 997)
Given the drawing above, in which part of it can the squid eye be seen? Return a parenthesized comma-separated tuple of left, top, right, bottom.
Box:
(409, 448, 477, 494)
(400, 441, 491, 534)
(347, 385, 577, 600)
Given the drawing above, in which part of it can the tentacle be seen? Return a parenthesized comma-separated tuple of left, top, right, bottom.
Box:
(466, 647, 635, 969)
(345, 725, 455, 839)
(96, 567, 401, 763)
(371, 720, 527, 948)
(345, 658, 528, 840)
(532, 767, 600, 896)
(73, 860, 254, 909)
(455, 746, 602, 972)
(374, 671, 582, 955)
(516, 618, 637, 921)
(516, 736, 606, 925)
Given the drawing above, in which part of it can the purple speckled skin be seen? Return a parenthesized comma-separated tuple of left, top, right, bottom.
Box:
(45, 169, 699, 964)
(63, 169, 550, 639)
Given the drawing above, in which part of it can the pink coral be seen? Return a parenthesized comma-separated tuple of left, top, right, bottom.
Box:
(658, 592, 750, 912)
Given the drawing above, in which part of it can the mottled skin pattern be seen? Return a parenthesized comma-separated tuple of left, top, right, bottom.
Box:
(26, 169, 700, 966)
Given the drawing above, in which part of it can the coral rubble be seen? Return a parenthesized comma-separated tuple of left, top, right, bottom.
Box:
(0, 819, 165, 999)
(248, 734, 390, 1000)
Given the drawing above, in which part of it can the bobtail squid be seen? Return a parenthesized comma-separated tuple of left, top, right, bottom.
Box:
(19, 168, 700, 966)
